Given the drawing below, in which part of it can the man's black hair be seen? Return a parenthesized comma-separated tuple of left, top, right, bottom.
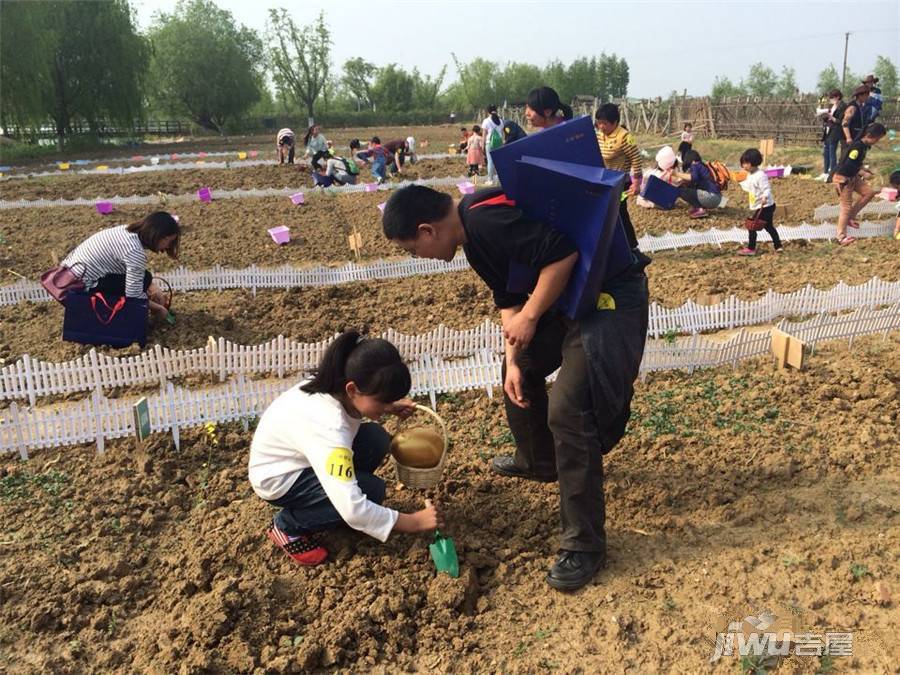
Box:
(382, 185, 454, 240)
(594, 103, 620, 125)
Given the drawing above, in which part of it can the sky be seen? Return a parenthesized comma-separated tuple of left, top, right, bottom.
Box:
(133, 0, 900, 98)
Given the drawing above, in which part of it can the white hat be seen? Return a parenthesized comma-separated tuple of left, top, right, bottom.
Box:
(656, 145, 677, 170)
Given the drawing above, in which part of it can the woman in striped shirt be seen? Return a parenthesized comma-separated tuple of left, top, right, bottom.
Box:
(62, 211, 181, 319)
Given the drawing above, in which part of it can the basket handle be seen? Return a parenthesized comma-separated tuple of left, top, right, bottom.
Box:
(412, 404, 448, 453)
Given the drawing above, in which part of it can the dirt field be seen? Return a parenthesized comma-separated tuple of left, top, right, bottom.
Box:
(0, 336, 897, 673)
(1, 126, 898, 674)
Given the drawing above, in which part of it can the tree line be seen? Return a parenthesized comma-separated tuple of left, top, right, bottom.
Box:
(0, 0, 629, 144)
(710, 58, 898, 101)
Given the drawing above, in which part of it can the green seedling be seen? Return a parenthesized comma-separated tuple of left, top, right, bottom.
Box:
(850, 563, 870, 580)
(166, 310, 176, 325)
(429, 530, 459, 578)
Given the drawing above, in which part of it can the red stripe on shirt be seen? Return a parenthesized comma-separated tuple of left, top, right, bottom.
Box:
(468, 194, 516, 210)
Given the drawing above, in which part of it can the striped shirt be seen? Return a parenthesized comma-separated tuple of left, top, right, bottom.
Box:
(62, 225, 147, 298)
(597, 125, 643, 179)
(276, 128, 294, 145)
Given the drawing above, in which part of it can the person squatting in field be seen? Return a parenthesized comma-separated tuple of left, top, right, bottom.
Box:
(248, 332, 442, 565)
(61, 211, 181, 321)
(382, 181, 649, 592)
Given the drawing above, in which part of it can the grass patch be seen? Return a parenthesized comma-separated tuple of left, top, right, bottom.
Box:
(0, 468, 68, 501)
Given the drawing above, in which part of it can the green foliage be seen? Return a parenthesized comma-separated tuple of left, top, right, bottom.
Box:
(0, 468, 68, 501)
(0, 0, 149, 143)
(342, 57, 378, 111)
(774, 67, 798, 98)
(710, 76, 746, 101)
(817, 64, 842, 95)
(873, 55, 898, 99)
(849, 563, 870, 580)
(371, 64, 415, 112)
(450, 53, 629, 110)
(149, 0, 263, 132)
(268, 9, 332, 120)
(746, 63, 779, 98)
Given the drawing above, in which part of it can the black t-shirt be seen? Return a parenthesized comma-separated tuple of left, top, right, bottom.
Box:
(383, 139, 407, 155)
(835, 139, 868, 178)
(459, 188, 577, 309)
(826, 102, 847, 142)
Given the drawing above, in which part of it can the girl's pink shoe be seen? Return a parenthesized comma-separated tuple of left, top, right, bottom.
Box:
(689, 207, 708, 219)
(737, 247, 757, 256)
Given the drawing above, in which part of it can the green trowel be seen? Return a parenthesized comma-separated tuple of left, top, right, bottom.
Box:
(429, 530, 459, 578)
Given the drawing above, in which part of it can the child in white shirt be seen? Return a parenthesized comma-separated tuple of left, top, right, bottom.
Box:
(249, 331, 442, 565)
(737, 148, 784, 256)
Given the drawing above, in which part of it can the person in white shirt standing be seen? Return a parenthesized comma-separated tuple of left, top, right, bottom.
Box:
(737, 148, 783, 256)
(248, 331, 442, 566)
(481, 105, 504, 184)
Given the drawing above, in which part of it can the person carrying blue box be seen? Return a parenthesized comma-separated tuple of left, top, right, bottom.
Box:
(382, 183, 649, 592)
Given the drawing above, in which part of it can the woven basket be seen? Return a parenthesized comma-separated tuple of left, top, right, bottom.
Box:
(391, 404, 448, 489)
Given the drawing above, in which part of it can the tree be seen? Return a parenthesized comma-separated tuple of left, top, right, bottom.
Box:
(342, 57, 377, 111)
(0, 2, 53, 134)
(745, 62, 778, 97)
(451, 55, 499, 109)
(774, 66, 798, 98)
(817, 64, 842, 95)
(495, 62, 543, 104)
(370, 64, 415, 112)
(268, 9, 331, 121)
(710, 76, 746, 101)
(149, 0, 262, 132)
(1, 0, 149, 146)
(873, 55, 898, 99)
(412, 66, 446, 110)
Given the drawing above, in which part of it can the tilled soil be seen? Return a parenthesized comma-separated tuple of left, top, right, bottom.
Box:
(0, 335, 896, 673)
(0, 176, 878, 286)
(0, 157, 467, 201)
(2, 238, 897, 365)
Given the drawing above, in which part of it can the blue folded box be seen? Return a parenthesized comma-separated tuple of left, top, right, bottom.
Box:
(641, 175, 680, 210)
(489, 115, 633, 320)
(63, 292, 148, 348)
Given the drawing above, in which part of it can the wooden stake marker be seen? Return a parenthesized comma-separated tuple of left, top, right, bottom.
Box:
(770, 328, 805, 370)
(348, 229, 363, 260)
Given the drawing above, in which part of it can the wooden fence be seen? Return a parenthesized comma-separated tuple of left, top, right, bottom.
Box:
(495, 94, 900, 143)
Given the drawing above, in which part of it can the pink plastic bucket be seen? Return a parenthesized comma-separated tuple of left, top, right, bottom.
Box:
(197, 187, 212, 203)
(290, 192, 305, 205)
(95, 201, 114, 215)
(268, 226, 290, 245)
(457, 181, 475, 194)
(364, 183, 378, 192)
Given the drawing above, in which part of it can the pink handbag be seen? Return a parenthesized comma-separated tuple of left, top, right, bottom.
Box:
(40, 262, 86, 302)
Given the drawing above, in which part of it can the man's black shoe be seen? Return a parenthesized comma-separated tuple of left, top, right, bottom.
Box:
(546, 550, 606, 591)
(490, 456, 557, 483)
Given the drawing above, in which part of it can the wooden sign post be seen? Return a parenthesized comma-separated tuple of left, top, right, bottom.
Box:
(759, 138, 775, 165)
(772, 204, 793, 222)
(770, 328, 805, 370)
(133, 397, 151, 449)
(348, 229, 363, 261)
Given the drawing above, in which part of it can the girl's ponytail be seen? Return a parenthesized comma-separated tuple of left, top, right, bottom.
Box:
(303, 125, 315, 147)
(302, 331, 411, 403)
(559, 102, 574, 120)
(301, 331, 360, 395)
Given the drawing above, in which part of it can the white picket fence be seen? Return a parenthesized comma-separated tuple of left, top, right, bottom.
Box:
(2, 303, 897, 458)
(0, 172, 467, 210)
(1, 219, 895, 309)
(3, 277, 899, 405)
(814, 200, 897, 221)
